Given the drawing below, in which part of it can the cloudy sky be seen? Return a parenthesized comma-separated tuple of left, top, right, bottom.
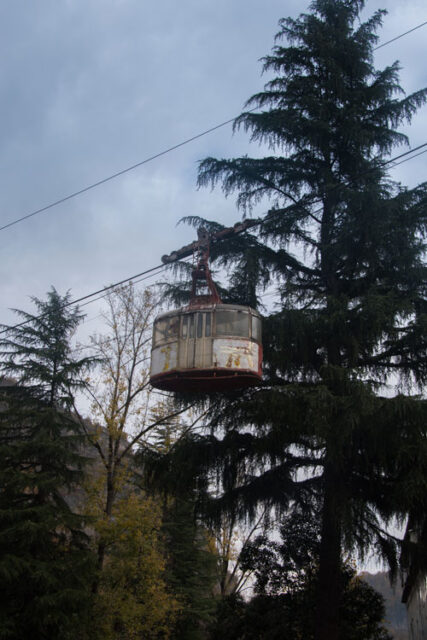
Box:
(0, 0, 426, 332)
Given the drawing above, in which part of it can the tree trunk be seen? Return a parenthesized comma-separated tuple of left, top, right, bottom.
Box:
(92, 471, 115, 594)
(315, 461, 343, 640)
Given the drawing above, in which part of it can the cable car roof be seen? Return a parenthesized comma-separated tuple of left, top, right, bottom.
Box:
(154, 303, 261, 321)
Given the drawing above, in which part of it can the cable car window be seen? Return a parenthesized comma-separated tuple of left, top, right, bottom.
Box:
(251, 315, 262, 342)
(205, 313, 211, 337)
(215, 310, 249, 337)
(154, 316, 179, 345)
(182, 315, 188, 338)
(189, 314, 195, 339)
(197, 313, 203, 338)
(154, 320, 165, 345)
(168, 317, 179, 340)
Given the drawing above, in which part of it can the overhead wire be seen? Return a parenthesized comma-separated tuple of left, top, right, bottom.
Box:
(1, 140, 426, 336)
(0, 254, 194, 335)
(0, 114, 250, 234)
(78, 255, 193, 317)
(0, 19, 426, 235)
(373, 20, 427, 51)
(0, 263, 168, 335)
(78, 264, 167, 310)
(388, 147, 427, 168)
(74, 258, 194, 352)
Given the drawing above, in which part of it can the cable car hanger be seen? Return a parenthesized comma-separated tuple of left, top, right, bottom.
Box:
(160, 218, 257, 266)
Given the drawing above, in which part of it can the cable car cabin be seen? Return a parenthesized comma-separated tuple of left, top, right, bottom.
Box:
(151, 227, 263, 392)
(150, 304, 262, 392)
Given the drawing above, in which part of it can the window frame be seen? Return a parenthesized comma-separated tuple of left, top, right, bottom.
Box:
(214, 309, 250, 338)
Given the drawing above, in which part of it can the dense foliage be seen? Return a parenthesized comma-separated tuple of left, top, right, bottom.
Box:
(212, 510, 391, 639)
(209, 570, 392, 640)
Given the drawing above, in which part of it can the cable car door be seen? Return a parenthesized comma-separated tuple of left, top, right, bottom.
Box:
(180, 312, 212, 370)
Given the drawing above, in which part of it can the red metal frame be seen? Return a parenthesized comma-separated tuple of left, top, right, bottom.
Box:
(189, 228, 222, 307)
(150, 367, 262, 392)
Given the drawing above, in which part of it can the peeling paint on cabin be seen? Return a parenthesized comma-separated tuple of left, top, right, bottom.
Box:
(151, 338, 260, 379)
(214, 340, 259, 372)
(161, 345, 171, 371)
(151, 343, 178, 377)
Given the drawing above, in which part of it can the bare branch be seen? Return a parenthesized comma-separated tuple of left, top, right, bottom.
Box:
(117, 403, 196, 462)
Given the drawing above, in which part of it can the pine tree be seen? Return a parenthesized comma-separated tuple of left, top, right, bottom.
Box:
(78, 284, 192, 593)
(140, 405, 219, 640)
(161, 494, 218, 640)
(0, 288, 95, 639)
(181, 2, 427, 639)
(0, 287, 92, 407)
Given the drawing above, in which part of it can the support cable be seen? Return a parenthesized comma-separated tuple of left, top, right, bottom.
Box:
(0, 20, 425, 234)
(1, 141, 426, 335)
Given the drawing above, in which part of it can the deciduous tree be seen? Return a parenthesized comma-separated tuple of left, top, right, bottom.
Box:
(75, 285, 191, 635)
(85, 488, 179, 640)
(76, 285, 190, 577)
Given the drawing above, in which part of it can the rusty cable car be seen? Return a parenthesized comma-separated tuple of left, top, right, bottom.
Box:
(149, 227, 263, 392)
